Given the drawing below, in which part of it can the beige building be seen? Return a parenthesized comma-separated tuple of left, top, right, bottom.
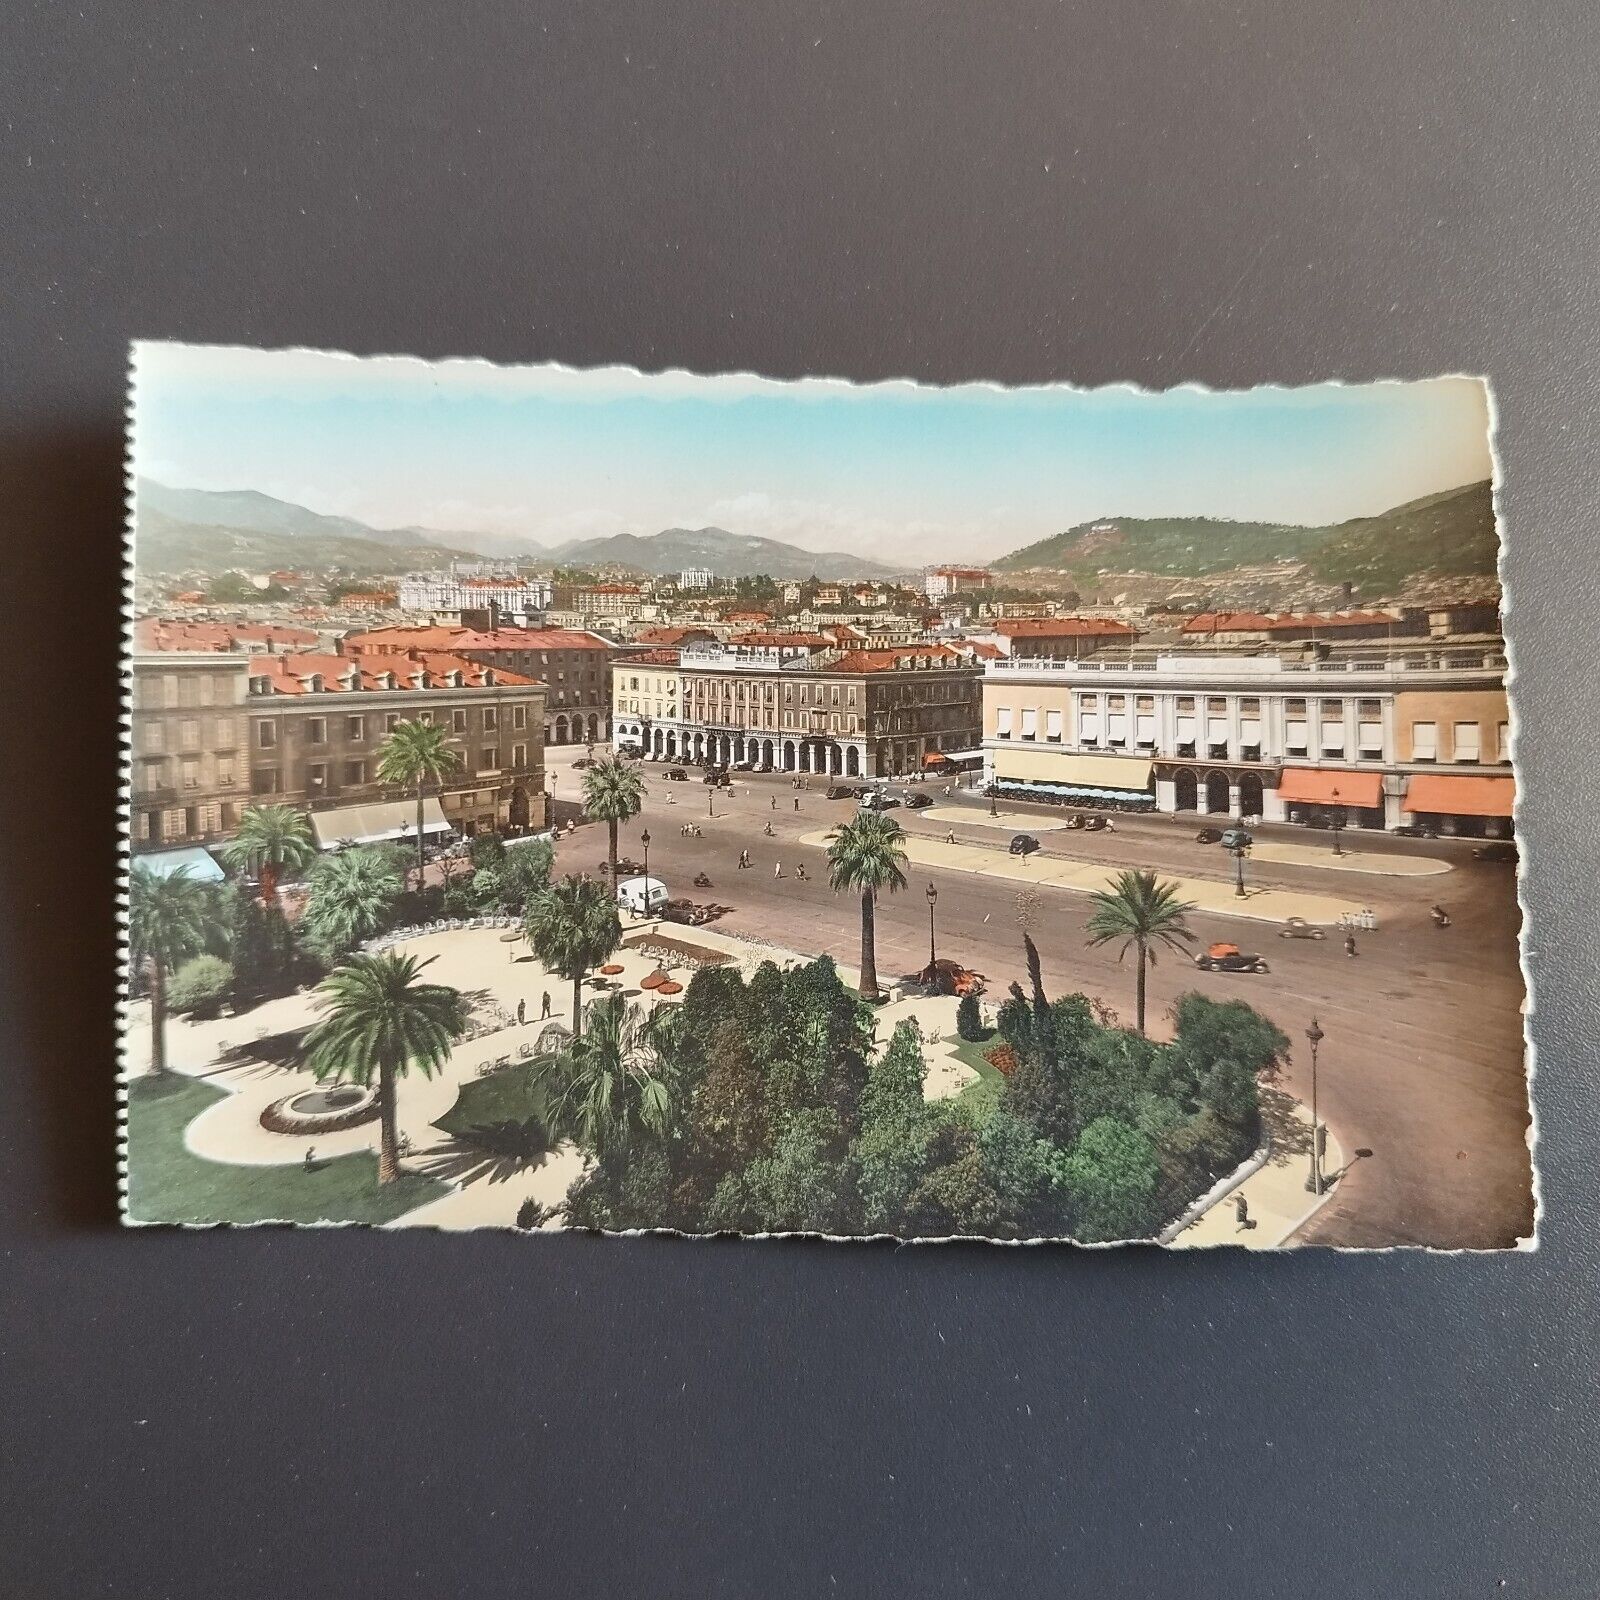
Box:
(130, 653, 252, 851)
(611, 649, 684, 754)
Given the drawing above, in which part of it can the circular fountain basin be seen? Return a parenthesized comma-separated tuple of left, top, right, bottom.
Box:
(260, 1083, 380, 1135)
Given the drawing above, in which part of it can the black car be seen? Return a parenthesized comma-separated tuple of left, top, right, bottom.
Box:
(826, 784, 858, 800)
(665, 767, 689, 782)
(903, 793, 934, 810)
(1392, 822, 1438, 839)
(1008, 833, 1041, 856)
(1195, 827, 1223, 844)
(1473, 840, 1518, 863)
(571, 757, 595, 769)
(702, 770, 731, 788)
(1194, 943, 1270, 974)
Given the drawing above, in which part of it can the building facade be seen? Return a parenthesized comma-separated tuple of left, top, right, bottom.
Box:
(396, 571, 553, 616)
(982, 642, 1513, 834)
(129, 653, 253, 850)
(924, 566, 993, 599)
(611, 650, 684, 755)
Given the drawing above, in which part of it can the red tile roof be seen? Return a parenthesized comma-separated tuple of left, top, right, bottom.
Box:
(134, 618, 320, 652)
(728, 631, 833, 649)
(247, 649, 538, 695)
(627, 649, 682, 666)
(992, 617, 1139, 638)
(827, 644, 969, 673)
(347, 626, 610, 654)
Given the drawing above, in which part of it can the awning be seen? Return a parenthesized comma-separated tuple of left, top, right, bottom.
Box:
(1403, 773, 1516, 818)
(991, 747, 1154, 791)
(941, 748, 986, 763)
(922, 752, 951, 768)
(310, 798, 452, 850)
(131, 845, 226, 883)
(1276, 768, 1383, 809)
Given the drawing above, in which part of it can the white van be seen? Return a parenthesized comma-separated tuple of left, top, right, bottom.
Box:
(615, 875, 670, 917)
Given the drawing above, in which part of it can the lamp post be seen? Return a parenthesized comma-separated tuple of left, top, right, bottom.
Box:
(1305, 1016, 1325, 1194)
(988, 784, 998, 818)
(641, 827, 651, 887)
(926, 881, 939, 969)
(1330, 786, 1345, 856)
(1230, 837, 1249, 898)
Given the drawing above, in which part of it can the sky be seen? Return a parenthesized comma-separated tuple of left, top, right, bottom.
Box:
(132, 345, 1494, 565)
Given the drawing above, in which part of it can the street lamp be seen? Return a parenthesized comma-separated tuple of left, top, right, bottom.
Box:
(988, 784, 998, 818)
(1305, 1016, 1325, 1194)
(1330, 786, 1345, 857)
(1229, 837, 1249, 898)
(641, 827, 651, 886)
(926, 881, 939, 969)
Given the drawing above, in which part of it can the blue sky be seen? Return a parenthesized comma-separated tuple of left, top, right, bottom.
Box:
(133, 346, 1493, 564)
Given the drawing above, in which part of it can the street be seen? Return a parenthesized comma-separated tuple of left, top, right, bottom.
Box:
(546, 749, 1534, 1249)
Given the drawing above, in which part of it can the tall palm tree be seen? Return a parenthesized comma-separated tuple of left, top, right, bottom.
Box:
(221, 803, 317, 902)
(127, 864, 213, 1074)
(302, 846, 404, 961)
(535, 993, 673, 1162)
(581, 756, 646, 880)
(826, 811, 908, 1001)
(1084, 869, 1198, 1036)
(302, 951, 468, 1184)
(376, 719, 460, 885)
(524, 875, 621, 1041)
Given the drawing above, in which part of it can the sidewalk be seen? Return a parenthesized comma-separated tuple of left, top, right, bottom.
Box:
(802, 829, 1367, 927)
(1170, 1086, 1345, 1248)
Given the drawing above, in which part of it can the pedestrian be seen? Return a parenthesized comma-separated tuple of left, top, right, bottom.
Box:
(1345, 931, 1358, 958)
(947, 830, 956, 845)
(540, 991, 551, 1020)
(303, 1147, 316, 1173)
(517, 998, 526, 1025)
(771, 795, 777, 810)
(774, 861, 783, 879)
(794, 797, 801, 812)
(1235, 1193, 1252, 1230)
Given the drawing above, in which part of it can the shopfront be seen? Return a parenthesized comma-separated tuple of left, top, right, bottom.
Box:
(1402, 772, 1516, 839)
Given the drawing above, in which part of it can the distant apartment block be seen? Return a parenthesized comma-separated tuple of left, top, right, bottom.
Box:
(923, 565, 993, 600)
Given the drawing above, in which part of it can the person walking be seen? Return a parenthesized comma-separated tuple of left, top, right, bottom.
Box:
(774, 861, 783, 879)
(1235, 1193, 1252, 1230)
(946, 830, 956, 845)
(794, 796, 801, 812)
(517, 998, 526, 1026)
(540, 990, 552, 1020)
(1344, 930, 1358, 958)
(771, 795, 777, 811)
(304, 1147, 317, 1173)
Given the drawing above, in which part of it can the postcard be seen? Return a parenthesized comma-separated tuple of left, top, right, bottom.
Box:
(120, 345, 1534, 1247)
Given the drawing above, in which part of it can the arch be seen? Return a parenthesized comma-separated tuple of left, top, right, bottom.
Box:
(508, 785, 530, 829)
(554, 714, 569, 744)
(587, 714, 600, 743)
(1173, 769, 1197, 813)
(1237, 771, 1264, 819)
(845, 745, 861, 777)
(782, 739, 796, 771)
(1203, 771, 1230, 814)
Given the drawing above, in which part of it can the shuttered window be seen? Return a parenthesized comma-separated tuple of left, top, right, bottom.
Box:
(1411, 722, 1437, 761)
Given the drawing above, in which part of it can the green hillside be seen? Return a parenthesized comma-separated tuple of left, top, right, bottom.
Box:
(994, 515, 1325, 577)
(133, 507, 473, 576)
(1301, 481, 1498, 593)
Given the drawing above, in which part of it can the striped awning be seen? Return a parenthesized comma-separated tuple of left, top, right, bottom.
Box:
(309, 798, 452, 850)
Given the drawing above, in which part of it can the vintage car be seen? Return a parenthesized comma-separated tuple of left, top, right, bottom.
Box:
(1081, 814, 1109, 832)
(664, 767, 689, 782)
(1194, 941, 1270, 973)
(826, 784, 859, 800)
(701, 769, 732, 787)
(1008, 833, 1041, 856)
(1279, 917, 1327, 940)
(903, 792, 935, 810)
(1220, 827, 1254, 850)
(1392, 822, 1438, 839)
(1195, 827, 1223, 844)
(1473, 840, 1518, 863)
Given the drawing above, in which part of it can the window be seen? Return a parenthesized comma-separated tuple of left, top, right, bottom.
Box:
(181, 760, 201, 790)
(1019, 708, 1038, 741)
(256, 721, 277, 750)
(1078, 711, 1101, 747)
(346, 715, 364, 742)
(305, 716, 325, 745)
(1498, 720, 1511, 762)
(512, 743, 527, 768)
(343, 760, 365, 785)
(143, 721, 165, 754)
(481, 746, 500, 771)
(385, 713, 400, 733)
(1412, 721, 1437, 762)
(1453, 722, 1481, 763)
(1107, 712, 1128, 748)
(1045, 708, 1063, 742)
(994, 707, 1013, 738)
(1358, 716, 1383, 757)
(452, 708, 468, 733)
(308, 761, 328, 790)
(513, 704, 527, 730)
(1285, 716, 1308, 757)
(251, 768, 280, 795)
(217, 759, 235, 788)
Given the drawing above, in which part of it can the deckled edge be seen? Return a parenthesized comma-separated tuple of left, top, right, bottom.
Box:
(115, 344, 1539, 1249)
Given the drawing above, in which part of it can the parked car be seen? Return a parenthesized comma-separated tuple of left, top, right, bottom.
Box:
(702, 770, 731, 787)
(1195, 827, 1223, 844)
(1194, 942, 1269, 974)
(1392, 822, 1438, 839)
(859, 790, 899, 810)
(665, 767, 689, 782)
(903, 793, 935, 810)
(731, 759, 755, 772)
(1008, 833, 1041, 856)
(1220, 827, 1254, 850)
(1473, 840, 1518, 863)
(1082, 814, 1108, 832)
(1279, 917, 1327, 940)
(826, 784, 858, 800)
(571, 757, 595, 769)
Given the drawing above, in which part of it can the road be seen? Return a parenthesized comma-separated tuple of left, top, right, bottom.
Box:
(545, 751, 1535, 1249)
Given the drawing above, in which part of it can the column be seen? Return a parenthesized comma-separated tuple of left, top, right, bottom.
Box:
(1228, 780, 1242, 819)
(1195, 782, 1210, 817)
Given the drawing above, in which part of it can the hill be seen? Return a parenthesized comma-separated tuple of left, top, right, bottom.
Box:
(994, 480, 1497, 595)
(539, 526, 901, 581)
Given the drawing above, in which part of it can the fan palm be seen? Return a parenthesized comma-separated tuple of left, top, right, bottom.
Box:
(523, 875, 621, 1040)
(221, 803, 317, 902)
(301, 846, 404, 962)
(1084, 869, 1198, 1036)
(826, 811, 909, 1000)
(302, 951, 468, 1183)
(376, 719, 460, 884)
(127, 864, 213, 1073)
(581, 756, 646, 880)
(534, 993, 673, 1161)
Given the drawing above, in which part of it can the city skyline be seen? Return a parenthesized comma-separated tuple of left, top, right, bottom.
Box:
(132, 346, 1495, 566)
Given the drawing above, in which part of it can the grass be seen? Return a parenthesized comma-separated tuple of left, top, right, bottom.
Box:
(124, 1074, 448, 1226)
(434, 1060, 551, 1137)
(947, 1031, 1008, 1120)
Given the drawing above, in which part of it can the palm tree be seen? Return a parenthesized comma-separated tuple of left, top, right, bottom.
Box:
(376, 719, 460, 885)
(302, 951, 468, 1184)
(127, 865, 212, 1074)
(826, 811, 908, 1001)
(1084, 869, 1198, 1036)
(302, 846, 405, 961)
(524, 875, 621, 1041)
(221, 803, 317, 902)
(535, 993, 673, 1162)
(581, 756, 646, 880)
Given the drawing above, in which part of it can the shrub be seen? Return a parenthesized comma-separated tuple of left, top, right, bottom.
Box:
(515, 1197, 553, 1230)
(442, 882, 474, 918)
(166, 954, 234, 1018)
(1053, 1116, 1161, 1243)
(955, 993, 984, 1041)
(470, 833, 508, 871)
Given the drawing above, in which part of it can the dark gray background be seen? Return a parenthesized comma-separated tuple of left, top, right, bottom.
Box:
(2, 4, 1596, 1595)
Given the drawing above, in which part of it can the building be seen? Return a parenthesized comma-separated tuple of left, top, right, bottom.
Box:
(970, 616, 1140, 661)
(397, 570, 553, 617)
(345, 625, 612, 746)
(242, 650, 547, 839)
(611, 650, 684, 755)
(981, 640, 1513, 834)
(923, 566, 993, 600)
(673, 640, 982, 777)
(129, 653, 252, 851)
(1179, 610, 1423, 646)
(135, 618, 324, 654)
(567, 583, 645, 619)
(678, 567, 716, 591)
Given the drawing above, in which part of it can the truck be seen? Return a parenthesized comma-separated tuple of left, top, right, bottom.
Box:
(615, 875, 670, 917)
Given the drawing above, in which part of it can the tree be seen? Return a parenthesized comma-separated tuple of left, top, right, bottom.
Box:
(523, 875, 621, 1040)
(1052, 1116, 1162, 1242)
(495, 838, 554, 914)
(376, 719, 460, 884)
(302, 951, 468, 1184)
(300, 846, 405, 964)
(166, 954, 234, 1018)
(535, 994, 674, 1163)
(227, 884, 298, 1002)
(955, 992, 984, 1041)
(1084, 870, 1198, 1036)
(581, 756, 646, 881)
(826, 812, 908, 1000)
(127, 865, 212, 1073)
(221, 803, 317, 903)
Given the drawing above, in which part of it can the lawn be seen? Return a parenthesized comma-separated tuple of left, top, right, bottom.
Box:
(948, 1033, 1008, 1119)
(124, 1075, 448, 1226)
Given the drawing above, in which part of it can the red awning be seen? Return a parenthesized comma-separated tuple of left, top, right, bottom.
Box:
(1403, 773, 1516, 818)
(923, 752, 951, 767)
(1275, 768, 1383, 809)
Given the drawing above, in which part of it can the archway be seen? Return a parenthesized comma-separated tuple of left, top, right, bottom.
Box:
(588, 714, 601, 743)
(1204, 771, 1230, 814)
(845, 746, 861, 777)
(782, 739, 796, 771)
(508, 785, 530, 829)
(1172, 769, 1198, 813)
(1238, 771, 1264, 819)
(554, 714, 569, 744)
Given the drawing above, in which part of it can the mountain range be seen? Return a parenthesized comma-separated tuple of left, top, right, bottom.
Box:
(133, 480, 902, 580)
